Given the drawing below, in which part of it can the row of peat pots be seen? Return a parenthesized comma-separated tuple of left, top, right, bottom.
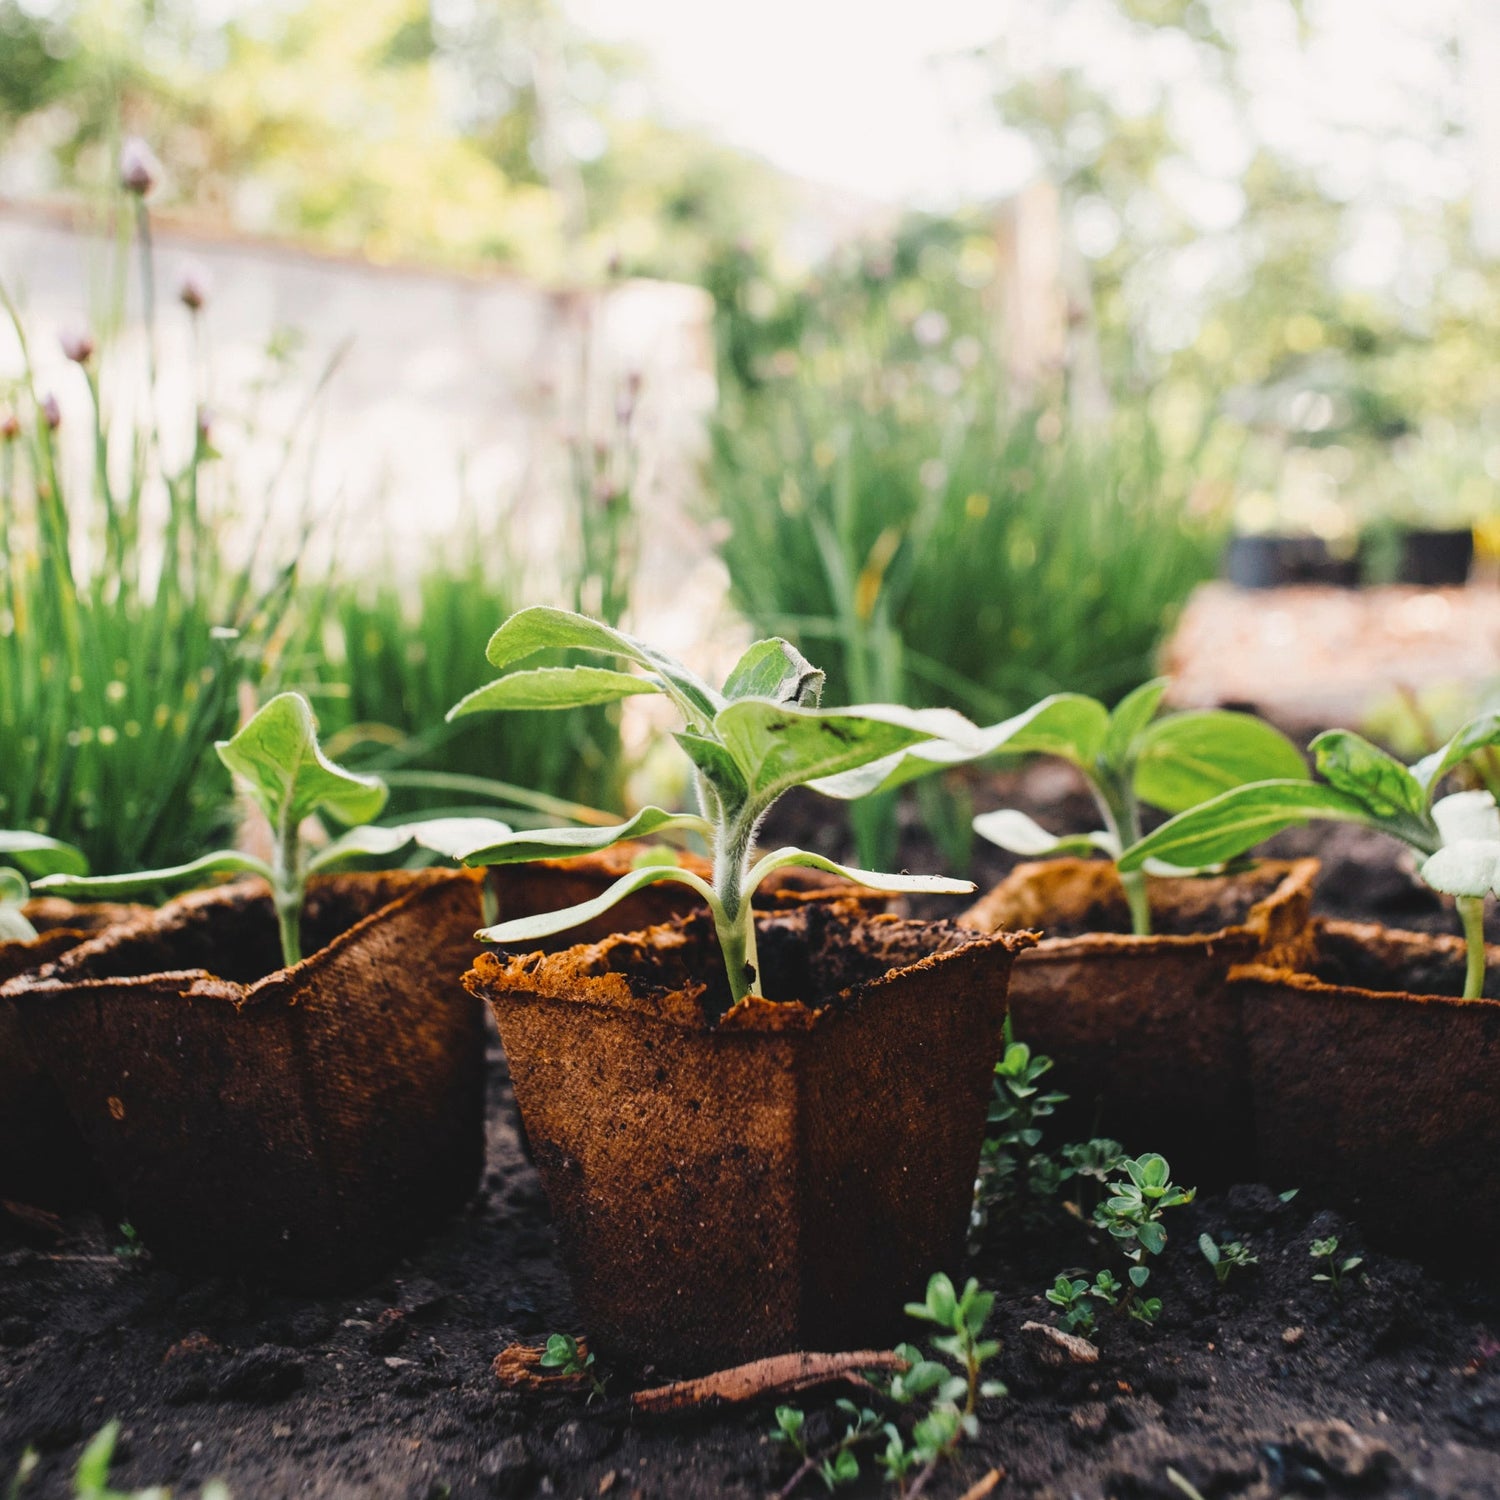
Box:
(1224, 526, 1477, 588)
(1, 847, 1495, 1376)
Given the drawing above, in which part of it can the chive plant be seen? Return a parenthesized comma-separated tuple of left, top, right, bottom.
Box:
(446, 608, 981, 1005)
(36, 693, 509, 968)
(1121, 716, 1500, 998)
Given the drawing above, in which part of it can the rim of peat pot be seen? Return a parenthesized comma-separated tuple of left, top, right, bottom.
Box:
(465, 899, 1034, 1374)
(0, 899, 149, 1211)
(1236, 917, 1500, 1272)
(957, 857, 1319, 1186)
(1, 869, 488, 1289)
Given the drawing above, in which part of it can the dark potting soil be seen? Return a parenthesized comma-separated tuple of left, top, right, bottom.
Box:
(3, 808, 1499, 1497)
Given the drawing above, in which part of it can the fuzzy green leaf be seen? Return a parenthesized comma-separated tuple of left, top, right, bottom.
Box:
(307, 817, 515, 872)
(971, 809, 1115, 859)
(448, 666, 661, 718)
(674, 730, 751, 813)
(1117, 780, 1379, 872)
(460, 807, 713, 867)
(1134, 711, 1309, 814)
(1410, 711, 1500, 799)
(0, 831, 89, 878)
(722, 638, 824, 706)
(1102, 679, 1168, 770)
(480, 606, 723, 725)
(217, 692, 387, 829)
(1310, 730, 1427, 820)
(34, 849, 272, 898)
(744, 846, 974, 899)
(475, 862, 717, 945)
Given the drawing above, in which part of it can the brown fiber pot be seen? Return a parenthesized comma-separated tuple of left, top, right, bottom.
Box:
(465, 900, 1033, 1374)
(2, 871, 487, 1287)
(0, 900, 148, 1209)
(959, 858, 1318, 1186)
(1236, 919, 1500, 1272)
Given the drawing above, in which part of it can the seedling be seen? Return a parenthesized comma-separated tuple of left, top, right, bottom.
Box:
(1120, 713, 1500, 996)
(35, 693, 510, 968)
(771, 1400, 879, 1494)
(969, 682, 1307, 934)
(0, 832, 88, 943)
(1309, 1235, 1363, 1296)
(1199, 1234, 1257, 1286)
(539, 1332, 606, 1400)
(113, 1221, 146, 1263)
(64, 1420, 232, 1499)
(445, 608, 980, 1006)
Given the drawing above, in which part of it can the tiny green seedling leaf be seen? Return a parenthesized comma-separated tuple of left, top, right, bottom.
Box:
(1134, 711, 1310, 814)
(0, 830, 89, 878)
(1311, 730, 1427, 821)
(969, 810, 1115, 859)
(449, 665, 662, 716)
(721, 637, 825, 705)
(456, 807, 712, 867)
(0, 869, 36, 943)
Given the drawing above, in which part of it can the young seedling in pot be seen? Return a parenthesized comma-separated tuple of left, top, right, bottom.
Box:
(444, 607, 981, 1005)
(0, 832, 88, 942)
(967, 681, 1308, 935)
(1199, 1234, 1257, 1286)
(1119, 713, 1500, 997)
(34, 692, 511, 968)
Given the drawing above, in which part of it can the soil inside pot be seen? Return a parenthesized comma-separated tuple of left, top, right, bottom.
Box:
(1302, 920, 1500, 1000)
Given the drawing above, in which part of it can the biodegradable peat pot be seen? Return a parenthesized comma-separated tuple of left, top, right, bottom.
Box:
(1237, 919, 1500, 1271)
(466, 900, 1033, 1373)
(2, 870, 487, 1287)
(0, 899, 147, 1209)
(960, 857, 1318, 1185)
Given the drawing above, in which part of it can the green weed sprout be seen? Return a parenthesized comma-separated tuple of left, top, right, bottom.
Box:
(0, 833, 88, 942)
(34, 693, 509, 968)
(1310, 1235, 1363, 1296)
(1120, 714, 1500, 997)
(1199, 1234, 1257, 1286)
(539, 1333, 606, 1400)
(967, 682, 1307, 935)
(445, 608, 980, 1006)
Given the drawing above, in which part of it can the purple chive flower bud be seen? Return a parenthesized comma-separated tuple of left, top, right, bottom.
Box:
(41, 393, 61, 430)
(196, 405, 213, 443)
(0, 409, 19, 442)
(119, 137, 162, 197)
(179, 264, 209, 312)
(59, 327, 95, 364)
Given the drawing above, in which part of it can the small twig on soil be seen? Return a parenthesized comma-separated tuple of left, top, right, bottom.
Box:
(630, 1349, 907, 1416)
(956, 1472, 1004, 1500)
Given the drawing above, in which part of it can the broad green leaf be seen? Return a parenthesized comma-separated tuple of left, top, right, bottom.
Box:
(1117, 780, 1379, 872)
(722, 638, 824, 706)
(715, 700, 975, 810)
(1412, 711, 1500, 799)
(1421, 842, 1500, 898)
(217, 693, 387, 829)
(743, 846, 974, 899)
(448, 667, 661, 718)
(0, 830, 89, 878)
(1134, 711, 1309, 814)
(992, 693, 1111, 768)
(675, 730, 751, 813)
(481, 606, 723, 725)
(476, 863, 718, 944)
(972, 809, 1116, 859)
(460, 806, 712, 867)
(1311, 730, 1427, 821)
(1433, 790, 1500, 845)
(307, 816, 515, 872)
(1102, 679, 1168, 770)
(34, 849, 272, 898)
(0, 868, 36, 941)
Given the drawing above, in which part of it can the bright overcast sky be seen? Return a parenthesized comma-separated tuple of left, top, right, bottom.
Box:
(564, 0, 1479, 210)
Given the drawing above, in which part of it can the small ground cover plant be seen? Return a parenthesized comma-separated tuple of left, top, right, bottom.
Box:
(1120, 713, 1500, 995)
(446, 607, 981, 1006)
(35, 692, 508, 968)
(1310, 1235, 1364, 1297)
(1199, 1235, 1258, 1286)
(0, 832, 88, 941)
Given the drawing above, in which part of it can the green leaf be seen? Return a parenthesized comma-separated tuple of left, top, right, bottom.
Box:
(722, 638, 824, 705)
(1134, 711, 1309, 814)
(1199, 1233, 1219, 1266)
(989, 692, 1111, 767)
(1136, 1221, 1167, 1255)
(459, 807, 712, 867)
(480, 606, 723, 725)
(971, 809, 1115, 859)
(743, 847, 974, 901)
(447, 666, 661, 718)
(0, 830, 89, 878)
(1117, 780, 1381, 873)
(217, 692, 387, 829)
(716, 699, 975, 810)
(1411, 711, 1500, 799)
(307, 817, 515, 872)
(1128, 1264, 1152, 1288)
(1102, 679, 1168, 770)
(1311, 730, 1427, 820)
(33, 849, 271, 898)
(476, 863, 718, 945)
(674, 730, 751, 814)
(0, 879, 37, 941)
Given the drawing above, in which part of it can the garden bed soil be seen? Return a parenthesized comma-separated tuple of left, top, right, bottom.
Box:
(3, 814, 1499, 1497)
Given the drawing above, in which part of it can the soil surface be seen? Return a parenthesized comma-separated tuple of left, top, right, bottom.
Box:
(4, 775, 1500, 1499)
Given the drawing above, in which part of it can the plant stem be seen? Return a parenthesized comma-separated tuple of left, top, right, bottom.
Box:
(712, 810, 761, 1005)
(1095, 776, 1151, 937)
(272, 809, 304, 969)
(1458, 895, 1487, 1001)
(1120, 871, 1152, 938)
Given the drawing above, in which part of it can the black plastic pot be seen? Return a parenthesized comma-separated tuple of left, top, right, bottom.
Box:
(1396, 528, 1473, 587)
(1223, 534, 1358, 589)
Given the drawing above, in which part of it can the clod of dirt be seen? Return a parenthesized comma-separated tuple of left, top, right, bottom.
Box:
(209, 1345, 305, 1403)
(478, 1434, 534, 1496)
(1285, 1419, 1400, 1485)
(1021, 1320, 1100, 1366)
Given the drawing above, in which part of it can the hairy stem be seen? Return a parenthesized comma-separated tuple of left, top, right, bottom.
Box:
(1458, 895, 1487, 1001)
(712, 809, 761, 1004)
